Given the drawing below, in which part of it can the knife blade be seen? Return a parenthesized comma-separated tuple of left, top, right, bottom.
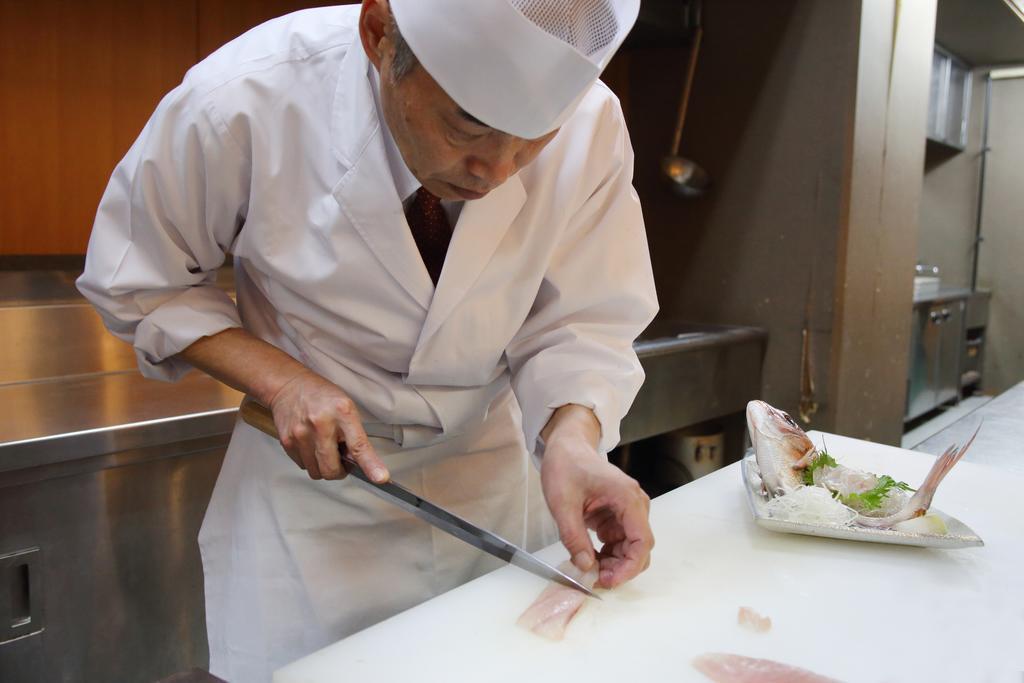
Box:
(239, 399, 599, 599)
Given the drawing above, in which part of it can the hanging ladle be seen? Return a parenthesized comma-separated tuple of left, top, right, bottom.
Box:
(662, 0, 709, 198)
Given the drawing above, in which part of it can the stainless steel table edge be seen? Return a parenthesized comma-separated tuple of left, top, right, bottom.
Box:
(634, 325, 767, 359)
(0, 408, 239, 475)
(912, 287, 973, 305)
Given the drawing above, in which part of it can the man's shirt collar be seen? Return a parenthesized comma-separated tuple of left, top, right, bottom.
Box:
(370, 66, 420, 204)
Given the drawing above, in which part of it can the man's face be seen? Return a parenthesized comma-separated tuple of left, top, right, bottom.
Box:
(375, 34, 559, 201)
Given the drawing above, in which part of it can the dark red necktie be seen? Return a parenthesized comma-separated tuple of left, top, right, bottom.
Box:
(405, 187, 453, 285)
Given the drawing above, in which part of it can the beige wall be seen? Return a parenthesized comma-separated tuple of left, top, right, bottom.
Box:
(916, 67, 1024, 395)
(832, 0, 937, 443)
(977, 75, 1024, 393)
(918, 71, 987, 288)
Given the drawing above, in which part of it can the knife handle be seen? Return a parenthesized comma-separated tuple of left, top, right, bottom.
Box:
(239, 399, 280, 438)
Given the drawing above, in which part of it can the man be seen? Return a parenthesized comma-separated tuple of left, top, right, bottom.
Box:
(78, 0, 658, 679)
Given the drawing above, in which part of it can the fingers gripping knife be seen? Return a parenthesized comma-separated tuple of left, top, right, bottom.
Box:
(239, 399, 598, 598)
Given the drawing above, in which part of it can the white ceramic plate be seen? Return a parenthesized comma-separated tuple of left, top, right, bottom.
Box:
(741, 451, 984, 549)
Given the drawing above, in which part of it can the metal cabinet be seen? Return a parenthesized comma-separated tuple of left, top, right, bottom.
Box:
(927, 46, 972, 150)
(906, 300, 965, 421)
(0, 441, 227, 683)
(934, 302, 964, 406)
(0, 299, 240, 683)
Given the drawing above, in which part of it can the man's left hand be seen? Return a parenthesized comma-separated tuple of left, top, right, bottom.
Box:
(540, 405, 654, 590)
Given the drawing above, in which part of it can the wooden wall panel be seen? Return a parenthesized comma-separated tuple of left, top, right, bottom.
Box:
(0, 0, 197, 255)
(1, 0, 61, 255)
(197, 0, 349, 60)
(0, 0, 361, 256)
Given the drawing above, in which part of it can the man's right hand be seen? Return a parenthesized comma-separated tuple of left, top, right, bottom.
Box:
(268, 369, 390, 482)
(177, 328, 389, 483)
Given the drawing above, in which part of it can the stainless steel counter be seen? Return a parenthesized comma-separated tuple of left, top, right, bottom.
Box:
(0, 302, 243, 475)
(0, 373, 240, 474)
(911, 286, 994, 307)
(0, 268, 234, 308)
(0, 270, 84, 306)
(912, 286, 973, 305)
(0, 281, 765, 683)
(2, 302, 137, 383)
(1, 288, 240, 682)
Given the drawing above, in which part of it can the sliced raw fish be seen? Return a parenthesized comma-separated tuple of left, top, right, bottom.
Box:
(693, 652, 842, 683)
(516, 561, 598, 641)
(747, 400, 978, 529)
(736, 606, 772, 633)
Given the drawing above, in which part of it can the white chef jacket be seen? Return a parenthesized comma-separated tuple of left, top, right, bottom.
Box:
(77, 6, 657, 680)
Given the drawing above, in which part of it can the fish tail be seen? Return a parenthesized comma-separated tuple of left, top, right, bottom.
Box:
(857, 425, 980, 528)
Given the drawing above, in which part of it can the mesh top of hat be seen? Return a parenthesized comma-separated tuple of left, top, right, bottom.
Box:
(510, 0, 621, 58)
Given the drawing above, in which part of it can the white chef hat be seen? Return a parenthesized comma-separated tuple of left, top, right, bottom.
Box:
(390, 0, 639, 139)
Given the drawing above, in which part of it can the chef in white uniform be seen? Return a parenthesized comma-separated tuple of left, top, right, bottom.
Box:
(78, 0, 658, 679)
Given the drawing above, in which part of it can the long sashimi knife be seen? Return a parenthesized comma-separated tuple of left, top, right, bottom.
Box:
(239, 399, 599, 599)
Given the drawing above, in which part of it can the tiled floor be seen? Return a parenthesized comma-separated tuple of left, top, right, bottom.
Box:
(901, 395, 993, 449)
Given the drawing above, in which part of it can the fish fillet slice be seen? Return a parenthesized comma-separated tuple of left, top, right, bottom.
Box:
(693, 652, 842, 683)
(736, 606, 772, 633)
(516, 561, 599, 641)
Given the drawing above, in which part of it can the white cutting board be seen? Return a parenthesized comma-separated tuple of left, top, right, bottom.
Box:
(275, 433, 1024, 683)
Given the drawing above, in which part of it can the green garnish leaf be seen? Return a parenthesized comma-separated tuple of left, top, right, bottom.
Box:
(801, 450, 839, 485)
(839, 475, 916, 510)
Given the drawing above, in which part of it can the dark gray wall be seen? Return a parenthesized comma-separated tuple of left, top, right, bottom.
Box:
(619, 0, 936, 445)
(621, 0, 861, 432)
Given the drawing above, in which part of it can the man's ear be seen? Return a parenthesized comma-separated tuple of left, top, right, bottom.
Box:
(358, 0, 391, 70)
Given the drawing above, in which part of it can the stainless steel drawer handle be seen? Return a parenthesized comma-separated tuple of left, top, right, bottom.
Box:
(10, 563, 30, 628)
(1, 547, 44, 643)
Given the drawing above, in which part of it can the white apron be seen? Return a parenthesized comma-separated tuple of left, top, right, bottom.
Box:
(199, 389, 556, 681)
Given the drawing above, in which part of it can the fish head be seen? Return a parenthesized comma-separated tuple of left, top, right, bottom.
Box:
(746, 400, 816, 494)
(746, 400, 814, 457)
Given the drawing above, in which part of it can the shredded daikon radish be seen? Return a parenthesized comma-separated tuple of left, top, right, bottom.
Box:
(765, 486, 857, 526)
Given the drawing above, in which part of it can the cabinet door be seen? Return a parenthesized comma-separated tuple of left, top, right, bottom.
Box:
(906, 306, 938, 420)
(945, 62, 970, 148)
(935, 301, 965, 406)
(926, 48, 971, 150)
(927, 51, 946, 141)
